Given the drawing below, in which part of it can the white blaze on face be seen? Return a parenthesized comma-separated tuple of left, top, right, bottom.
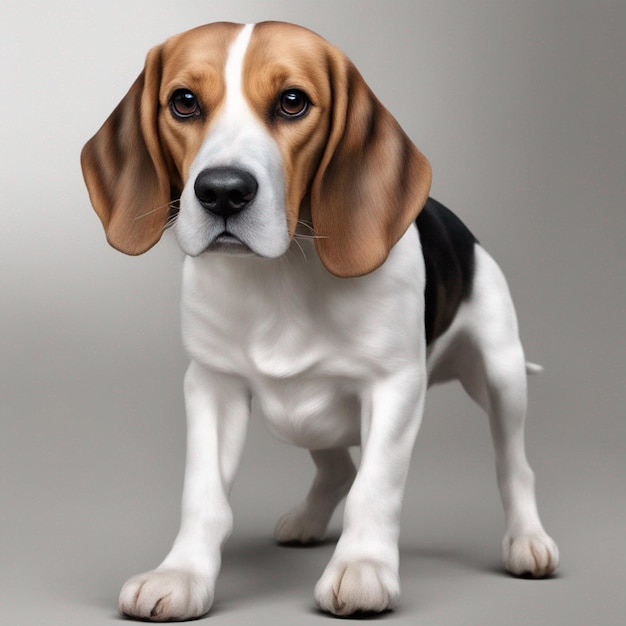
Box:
(175, 24, 290, 258)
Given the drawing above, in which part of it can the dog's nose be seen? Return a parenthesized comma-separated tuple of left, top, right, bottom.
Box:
(194, 167, 258, 219)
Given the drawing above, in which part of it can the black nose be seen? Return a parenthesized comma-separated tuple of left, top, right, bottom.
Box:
(194, 167, 258, 219)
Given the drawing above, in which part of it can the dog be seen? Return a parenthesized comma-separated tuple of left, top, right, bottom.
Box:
(81, 21, 559, 621)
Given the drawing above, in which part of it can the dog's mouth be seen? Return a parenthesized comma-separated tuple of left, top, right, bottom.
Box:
(206, 231, 253, 254)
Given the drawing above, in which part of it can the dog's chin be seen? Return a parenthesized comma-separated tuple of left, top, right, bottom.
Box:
(205, 233, 254, 255)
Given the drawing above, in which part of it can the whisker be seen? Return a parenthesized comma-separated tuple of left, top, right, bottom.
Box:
(295, 220, 328, 240)
(292, 236, 308, 261)
(296, 219, 318, 235)
(163, 214, 179, 232)
(294, 233, 328, 241)
(134, 199, 180, 222)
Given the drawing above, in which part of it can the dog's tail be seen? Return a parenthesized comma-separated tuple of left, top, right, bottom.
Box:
(525, 362, 543, 375)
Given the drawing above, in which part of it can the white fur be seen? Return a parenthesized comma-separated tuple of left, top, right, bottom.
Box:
(119, 23, 559, 622)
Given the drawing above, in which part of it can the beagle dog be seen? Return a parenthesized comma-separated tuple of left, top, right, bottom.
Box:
(81, 21, 559, 621)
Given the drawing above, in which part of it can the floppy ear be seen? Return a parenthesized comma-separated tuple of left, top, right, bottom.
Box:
(310, 51, 432, 278)
(80, 46, 174, 255)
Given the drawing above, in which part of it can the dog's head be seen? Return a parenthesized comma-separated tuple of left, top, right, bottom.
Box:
(81, 21, 431, 277)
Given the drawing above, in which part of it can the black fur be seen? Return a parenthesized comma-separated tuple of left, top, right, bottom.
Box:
(416, 198, 478, 345)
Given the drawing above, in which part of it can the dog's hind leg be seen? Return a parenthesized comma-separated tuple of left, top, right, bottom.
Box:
(457, 248, 559, 578)
(274, 448, 356, 545)
(461, 346, 559, 577)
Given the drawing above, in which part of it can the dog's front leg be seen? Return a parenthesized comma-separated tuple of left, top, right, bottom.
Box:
(314, 365, 426, 616)
(119, 362, 250, 622)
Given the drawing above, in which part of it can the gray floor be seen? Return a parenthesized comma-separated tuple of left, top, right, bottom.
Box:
(2, 1, 625, 624)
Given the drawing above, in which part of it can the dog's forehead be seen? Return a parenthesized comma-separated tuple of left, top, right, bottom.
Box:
(160, 22, 242, 81)
(160, 22, 333, 90)
(245, 22, 334, 89)
(248, 21, 332, 58)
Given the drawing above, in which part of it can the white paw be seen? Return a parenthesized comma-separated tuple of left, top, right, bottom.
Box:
(503, 533, 560, 578)
(274, 503, 329, 545)
(314, 559, 400, 616)
(118, 568, 213, 622)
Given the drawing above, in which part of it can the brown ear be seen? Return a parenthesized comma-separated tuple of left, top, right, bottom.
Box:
(80, 46, 173, 255)
(311, 52, 432, 278)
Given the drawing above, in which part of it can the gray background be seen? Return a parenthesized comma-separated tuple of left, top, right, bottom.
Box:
(1, 1, 624, 624)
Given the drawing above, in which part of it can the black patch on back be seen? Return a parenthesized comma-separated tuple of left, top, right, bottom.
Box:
(416, 197, 478, 344)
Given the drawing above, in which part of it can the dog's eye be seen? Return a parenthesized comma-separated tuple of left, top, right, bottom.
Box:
(278, 89, 310, 119)
(170, 89, 201, 119)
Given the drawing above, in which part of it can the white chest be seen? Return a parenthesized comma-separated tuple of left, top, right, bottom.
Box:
(180, 232, 425, 447)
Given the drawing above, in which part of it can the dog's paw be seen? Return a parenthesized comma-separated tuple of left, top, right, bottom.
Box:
(314, 559, 400, 616)
(118, 568, 213, 622)
(503, 533, 559, 578)
(274, 503, 329, 545)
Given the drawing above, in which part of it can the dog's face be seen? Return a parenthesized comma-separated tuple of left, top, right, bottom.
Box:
(164, 23, 333, 260)
(81, 21, 432, 277)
